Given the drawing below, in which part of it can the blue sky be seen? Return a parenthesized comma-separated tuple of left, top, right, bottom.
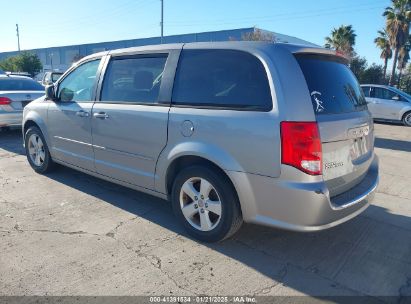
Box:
(1, 0, 389, 66)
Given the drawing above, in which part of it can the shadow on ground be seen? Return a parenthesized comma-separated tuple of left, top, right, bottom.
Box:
(0, 128, 24, 155)
(374, 137, 411, 153)
(40, 164, 411, 302)
(1, 129, 410, 302)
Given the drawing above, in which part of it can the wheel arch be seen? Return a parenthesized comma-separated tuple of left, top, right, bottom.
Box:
(401, 109, 411, 122)
(165, 155, 238, 198)
(23, 113, 50, 148)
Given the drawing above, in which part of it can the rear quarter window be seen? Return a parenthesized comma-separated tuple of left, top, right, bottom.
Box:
(296, 54, 367, 115)
(172, 49, 272, 111)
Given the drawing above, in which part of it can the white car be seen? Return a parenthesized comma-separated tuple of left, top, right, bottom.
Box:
(361, 84, 411, 126)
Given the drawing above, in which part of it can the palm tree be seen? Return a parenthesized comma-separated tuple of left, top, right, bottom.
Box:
(325, 25, 357, 59)
(397, 36, 411, 85)
(383, 0, 411, 85)
(374, 29, 392, 82)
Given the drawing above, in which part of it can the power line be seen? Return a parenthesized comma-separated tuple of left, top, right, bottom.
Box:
(166, 1, 388, 27)
(166, 4, 387, 28)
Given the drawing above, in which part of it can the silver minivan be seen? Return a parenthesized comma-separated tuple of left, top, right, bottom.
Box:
(23, 42, 379, 242)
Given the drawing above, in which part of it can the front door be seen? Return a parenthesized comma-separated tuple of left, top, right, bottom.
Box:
(370, 87, 401, 119)
(92, 53, 176, 190)
(47, 59, 102, 171)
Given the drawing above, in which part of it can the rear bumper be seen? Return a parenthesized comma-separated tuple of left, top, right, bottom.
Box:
(227, 154, 379, 232)
(0, 112, 23, 127)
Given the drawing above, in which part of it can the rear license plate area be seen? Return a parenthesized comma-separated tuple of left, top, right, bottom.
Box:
(348, 125, 371, 160)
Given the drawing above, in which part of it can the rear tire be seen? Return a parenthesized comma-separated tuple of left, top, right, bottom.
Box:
(402, 111, 411, 127)
(171, 165, 243, 242)
(25, 126, 55, 174)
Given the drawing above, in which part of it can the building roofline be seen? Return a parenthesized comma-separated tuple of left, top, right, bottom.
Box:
(0, 27, 258, 55)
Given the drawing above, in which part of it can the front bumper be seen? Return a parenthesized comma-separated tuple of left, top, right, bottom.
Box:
(0, 112, 23, 127)
(227, 154, 379, 232)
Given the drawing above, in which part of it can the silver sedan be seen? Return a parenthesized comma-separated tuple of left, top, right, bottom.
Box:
(0, 75, 44, 128)
(361, 84, 411, 126)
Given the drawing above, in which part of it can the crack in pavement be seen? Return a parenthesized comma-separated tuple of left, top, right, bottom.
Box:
(4, 219, 193, 295)
(252, 264, 288, 296)
(11, 223, 101, 237)
(116, 235, 195, 295)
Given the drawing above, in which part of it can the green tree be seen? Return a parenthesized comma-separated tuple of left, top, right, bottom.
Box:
(374, 29, 392, 81)
(349, 56, 384, 84)
(362, 64, 385, 84)
(397, 35, 411, 85)
(349, 56, 367, 80)
(383, 0, 411, 85)
(241, 28, 275, 42)
(399, 64, 411, 93)
(0, 52, 42, 77)
(325, 25, 357, 59)
(0, 56, 18, 72)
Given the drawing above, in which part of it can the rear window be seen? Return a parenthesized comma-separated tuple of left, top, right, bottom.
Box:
(172, 49, 272, 111)
(296, 54, 367, 115)
(0, 78, 44, 91)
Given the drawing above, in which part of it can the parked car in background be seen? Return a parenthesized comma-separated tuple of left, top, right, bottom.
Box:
(361, 84, 411, 126)
(0, 75, 44, 128)
(41, 71, 63, 86)
(6, 71, 32, 78)
(22, 42, 378, 242)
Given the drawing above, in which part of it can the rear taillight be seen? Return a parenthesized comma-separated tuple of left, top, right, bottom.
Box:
(0, 97, 12, 105)
(280, 121, 322, 175)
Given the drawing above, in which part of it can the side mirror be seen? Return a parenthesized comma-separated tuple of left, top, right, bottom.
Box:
(392, 95, 400, 101)
(60, 87, 74, 102)
(45, 85, 57, 101)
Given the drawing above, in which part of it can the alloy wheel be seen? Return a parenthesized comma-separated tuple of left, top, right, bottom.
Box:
(405, 113, 411, 126)
(28, 134, 46, 167)
(179, 177, 222, 232)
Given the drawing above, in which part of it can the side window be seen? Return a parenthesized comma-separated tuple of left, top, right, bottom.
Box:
(57, 59, 100, 102)
(374, 87, 396, 100)
(100, 56, 167, 104)
(172, 49, 272, 111)
(361, 86, 370, 97)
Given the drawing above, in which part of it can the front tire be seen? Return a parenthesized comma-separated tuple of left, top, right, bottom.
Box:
(402, 111, 411, 127)
(25, 126, 55, 174)
(171, 165, 243, 242)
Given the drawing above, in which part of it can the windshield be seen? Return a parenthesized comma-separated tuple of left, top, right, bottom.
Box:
(389, 86, 411, 100)
(0, 78, 44, 91)
(296, 54, 367, 115)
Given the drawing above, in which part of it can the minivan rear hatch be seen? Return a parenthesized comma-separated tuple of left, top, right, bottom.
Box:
(295, 53, 374, 197)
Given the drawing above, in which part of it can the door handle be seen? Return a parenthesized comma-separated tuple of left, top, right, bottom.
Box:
(76, 110, 90, 117)
(93, 112, 109, 119)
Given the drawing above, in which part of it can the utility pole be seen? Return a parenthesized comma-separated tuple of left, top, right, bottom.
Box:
(50, 53, 54, 71)
(16, 24, 21, 52)
(160, 0, 164, 44)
